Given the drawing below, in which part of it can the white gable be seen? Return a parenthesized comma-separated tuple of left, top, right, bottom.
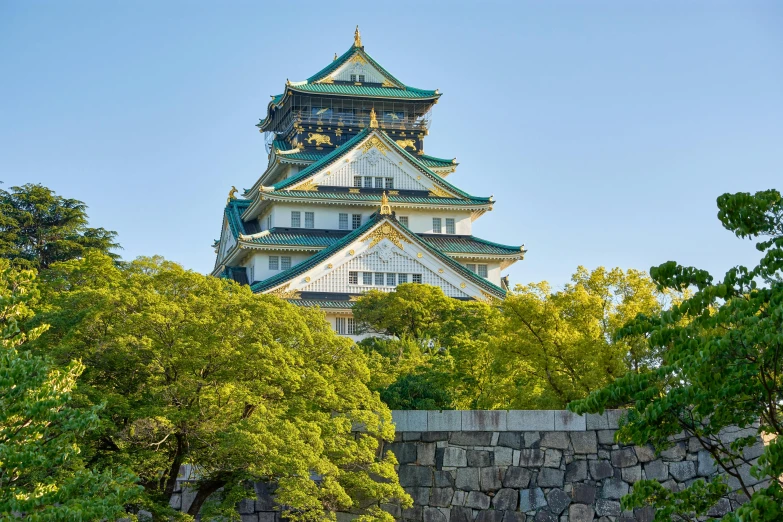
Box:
(325, 53, 392, 85)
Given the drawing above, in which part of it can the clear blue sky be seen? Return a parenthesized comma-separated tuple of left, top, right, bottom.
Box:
(1, 1, 781, 289)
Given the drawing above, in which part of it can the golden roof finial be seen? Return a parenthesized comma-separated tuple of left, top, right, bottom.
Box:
(334, 52, 338, 61)
(380, 191, 392, 215)
(227, 186, 238, 204)
(354, 25, 362, 47)
(369, 107, 378, 128)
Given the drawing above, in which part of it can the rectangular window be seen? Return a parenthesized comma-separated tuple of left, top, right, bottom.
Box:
(352, 214, 362, 229)
(353, 176, 362, 187)
(432, 218, 442, 234)
(281, 256, 291, 270)
(363, 272, 373, 285)
(446, 218, 455, 235)
(305, 212, 314, 229)
(269, 256, 279, 270)
(374, 273, 385, 286)
(398, 216, 409, 227)
(358, 74, 365, 83)
(336, 317, 346, 334)
(364, 176, 373, 188)
(386, 273, 396, 286)
(248, 265, 254, 283)
(478, 264, 488, 278)
(349, 74, 356, 82)
(466, 263, 477, 273)
(347, 317, 355, 335)
(375, 177, 384, 189)
(412, 273, 422, 284)
(349, 271, 358, 285)
(266, 215, 271, 230)
(339, 213, 349, 230)
(385, 177, 394, 189)
(291, 211, 301, 228)
(398, 273, 408, 284)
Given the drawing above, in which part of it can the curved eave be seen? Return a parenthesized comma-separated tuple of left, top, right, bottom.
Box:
(286, 84, 441, 101)
(258, 191, 492, 208)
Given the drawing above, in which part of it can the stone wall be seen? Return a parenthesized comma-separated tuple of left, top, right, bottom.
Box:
(192, 410, 764, 522)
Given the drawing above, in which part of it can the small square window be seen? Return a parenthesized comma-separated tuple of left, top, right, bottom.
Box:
(466, 263, 476, 273)
(347, 317, 355, 335)
(412, 274, 422, 284)
(305, 212, 314, 229)
(339, 213, 349, 230)
(432, 218, 442, 234)
(478, 265, 488, 278)
(291, 211, 301, 228)
(375, 177, 384, 189)
(364, 176, 373, 188)
(374, 273, 385, 286)
(385, 178, 394, 189)
(398, 216, 409, 227)
(398, 273, 408, 284)
(349, 271, 358, 285)
(349, 74, 356, 82)
(446, 218, 455, 234)
(269, 256, 279, 270)
(363, 272, 373, 285)
(352, 214, 362, 229)
(386, 273, 396, 286)
(358, 74, 365, 83)
(353, 176, 362, 187)
(281, 256, 291, 270)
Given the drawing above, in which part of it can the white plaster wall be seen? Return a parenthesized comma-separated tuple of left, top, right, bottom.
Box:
(246, 251, 316, 283)
(457, 260, 502, 287)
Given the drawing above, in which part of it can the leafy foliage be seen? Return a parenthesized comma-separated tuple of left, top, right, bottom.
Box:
(0, 183, 120, 269)
(569, 190, 783, 520)
(33, 253, 409, 521)
(0, 260, 140, 520)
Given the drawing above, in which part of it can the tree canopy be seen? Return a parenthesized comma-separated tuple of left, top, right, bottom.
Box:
(569, 189, 783, 521)
(32, 253, 409, 521)
(0, 183, 120, 269)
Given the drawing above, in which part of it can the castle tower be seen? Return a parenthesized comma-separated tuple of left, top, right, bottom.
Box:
(212, 29, 526, 337)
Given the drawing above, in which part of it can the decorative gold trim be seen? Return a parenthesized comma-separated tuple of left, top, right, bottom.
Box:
(304, 276, 311, 283)
(381, 79, 395, 88)
(417, 252, 423, 258)
(460, 282, 467, 289)
(479, 291, 497, 303)
(350, 54, 367, 65)
(369, 108, 379, 128)
(438, 268, 444, 274)
(354, 25, 362, 47)
(380, 191, 392, 215)
(349, 188, 360, 194)
(294, 179, 318, 192)
(227, 185, 238, 204)
(360, 136, 389, 155)
(395, 139, 417, 151)
(327, 263, 333, 269)
(349, 295, 362, 302)
(317, 76, 334, 84)
(361, 223, 411, 250)
(428, 186, 454, 198)
(305, 133, 333, 147)
(268, 284, 301, 299)
(349, 249, 355, 255)
(388, 190, 399, 196)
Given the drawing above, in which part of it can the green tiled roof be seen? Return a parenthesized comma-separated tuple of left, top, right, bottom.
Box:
(287, 299, 355, 309)
(420, 235, 524, 256)
(307, 47, 404, 87)
(269, 190, 490, 206)
(225, 199, 252, 238)
(242, 229, 349, 247)
(272, 140, 329, 162)
(288, 82, 438, 99)
(419, 154, 457, 169)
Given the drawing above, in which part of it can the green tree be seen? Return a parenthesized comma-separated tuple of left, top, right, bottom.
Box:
(34, 253, 409, 521)
(0, 183, 120, 269)
(494, 266, 669, 409)
(569, 189, 783, 521)
(0, 260, 140, 520)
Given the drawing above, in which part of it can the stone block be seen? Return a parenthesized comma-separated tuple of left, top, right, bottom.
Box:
(428, 411, 462, 432)
(540, 431, 570, 450)
(462, 410, 506, 431)
(434, 470, 455, 488)
(393, 410, 428, 432)
(467, 450, 493, 467)
(571, 483, 596, 504)
(533, 512, 556, 522)
(570, 431, 598, 454)
(644, 459, 668, 481)
(410, 487, 432, 506)
(400, 465, 433, 487)
(595, 498, 621, 516)
(669, 461, 697, 481)
(524, 431, 541, 448)
(241, 515, 259, 522)
(239, 498, 255, 514)
(382, 503, 402, 518)
(476, 511, 505, 522)
(519, 487, 547, 512)
(404, 432, 422, 441)
(589, 460, 614, 480)
(497, 432, 523, 450)
(634, 506, 655, 522)
(546, 488, 571, 515)
(169, 494, 181, 510)
(597, 429, 616, 445)
(519, 449, 545, 467)
(422, 431, 450, 442)
(634, 445, 656, 463)
(611, 448, 638, 468)
(502, 510, 526, 522)
(418, 442, 437, 466)
(600, 478, 629, 500)
(443, 447, 468, 467)
(430, 487, 454, 507)
(424, 507, 448, 522)
(565, 460, 588, 482)
(450, 431, 493, 446)
(508, 410, 555, 431)
(495, 446, 514, 466)
(180, 487, 197, 514)
(492, 488, 519, 510)
(480, 466, 503, 491)
(569, 504, 595, 522)
(698, 450, 717, 476)
(455, 467, 480, 491)
(585, 412, 609, 430)
(464, 491, 491, 510)
(537, 467, 564, 488)
(544, 448, 562, 468)
(606, 410, 624, 429)
(389, 442, 418, 464)
(707, 498, 731, 517)
(660, 442, 686, 461)
(621, 464, 642, 483)
(554, 410, 586, 431)
(402, 505, 423, 522)
(503, 466, 532, 488)
(450, 506, 472, 522)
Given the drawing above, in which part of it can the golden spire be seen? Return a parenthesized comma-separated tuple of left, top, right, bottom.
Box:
(334, 52, 338, 61)
(369, 107, 378, 128)
(380, 191, 392, 215)
(354, 25, 362, 47)
(227, 186, 238, 203)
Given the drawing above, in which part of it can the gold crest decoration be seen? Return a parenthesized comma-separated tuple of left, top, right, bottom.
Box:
(361, 223, 411, 250)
